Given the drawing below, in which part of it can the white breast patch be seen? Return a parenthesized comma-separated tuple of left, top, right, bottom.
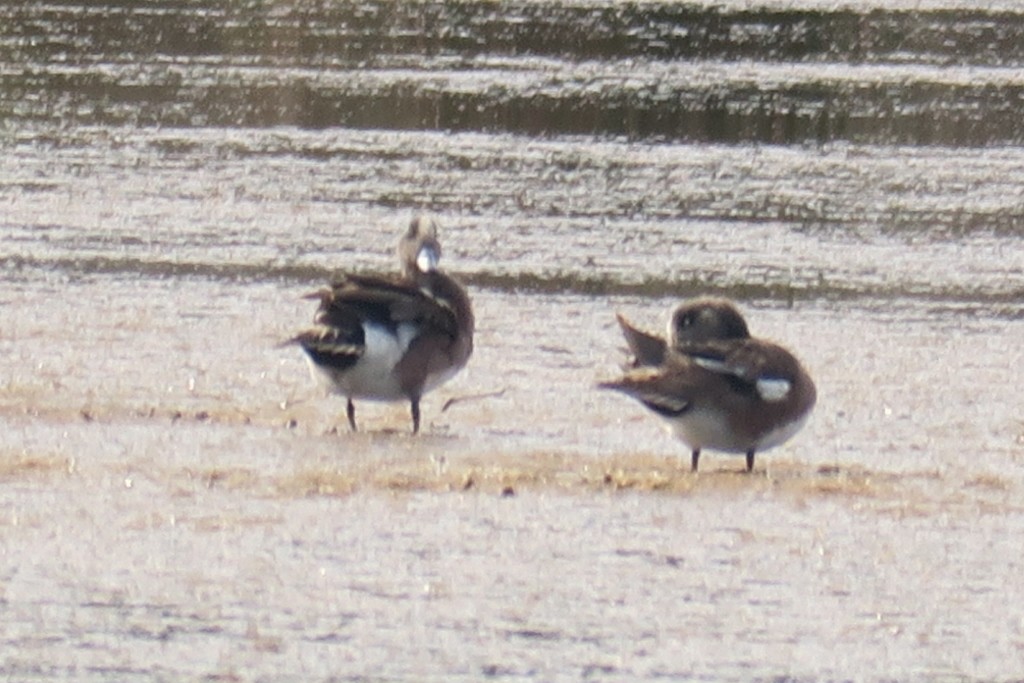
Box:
(325, 321, 419, 401)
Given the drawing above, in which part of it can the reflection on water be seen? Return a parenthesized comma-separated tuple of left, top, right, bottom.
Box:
(4, 2, 1024, 142)
(2, 2, 1024, 681)
(3, 128, 1022, 307)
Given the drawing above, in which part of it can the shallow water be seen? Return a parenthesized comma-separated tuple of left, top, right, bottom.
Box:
(2, 2, 1024, 680)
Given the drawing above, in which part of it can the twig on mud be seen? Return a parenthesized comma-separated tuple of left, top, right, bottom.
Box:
(441, 388, 507, 413)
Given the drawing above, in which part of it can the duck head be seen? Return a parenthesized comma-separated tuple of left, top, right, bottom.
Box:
(399, 215, 442, 279)
(668, 297, 750, 347)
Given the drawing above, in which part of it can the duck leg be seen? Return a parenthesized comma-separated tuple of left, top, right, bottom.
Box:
(690, 449, 701, 472)
(745, 450, 755, 472)
(410, 398, 421, 435)
(346, 399, 358, 432)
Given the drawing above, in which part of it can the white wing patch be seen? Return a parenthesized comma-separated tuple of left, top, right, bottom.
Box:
(640, 392, 689, 413)
(694, 355, 790, 402)
(302, 325, 363, 357)
(693, 356, 731, 374)
(756, 378, 791, 402)
(306, 340, 363, 356)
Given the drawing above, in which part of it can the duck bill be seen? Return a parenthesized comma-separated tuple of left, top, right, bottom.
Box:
(416, 244, 439, 273)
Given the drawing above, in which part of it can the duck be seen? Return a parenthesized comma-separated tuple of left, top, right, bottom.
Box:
(601, 297, 815, 472)
(289, 216, 474, 434)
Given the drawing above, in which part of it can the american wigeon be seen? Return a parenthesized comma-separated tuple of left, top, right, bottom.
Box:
(289, 216, 474, 434)
(601, 298, 815, 472)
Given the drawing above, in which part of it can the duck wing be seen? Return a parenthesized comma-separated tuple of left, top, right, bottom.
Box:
(614, 313, 668, 367)
(679, 338, 794, 403)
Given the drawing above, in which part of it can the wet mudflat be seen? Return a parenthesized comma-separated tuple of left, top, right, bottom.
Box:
(2, 1, 1024, 681)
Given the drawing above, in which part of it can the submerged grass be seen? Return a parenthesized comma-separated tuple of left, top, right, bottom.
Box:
(5, 253, 1024, 311)
(0, 451, 71, 480)
(273, 451, 902, 502)
(1, 407, 1016, 517)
